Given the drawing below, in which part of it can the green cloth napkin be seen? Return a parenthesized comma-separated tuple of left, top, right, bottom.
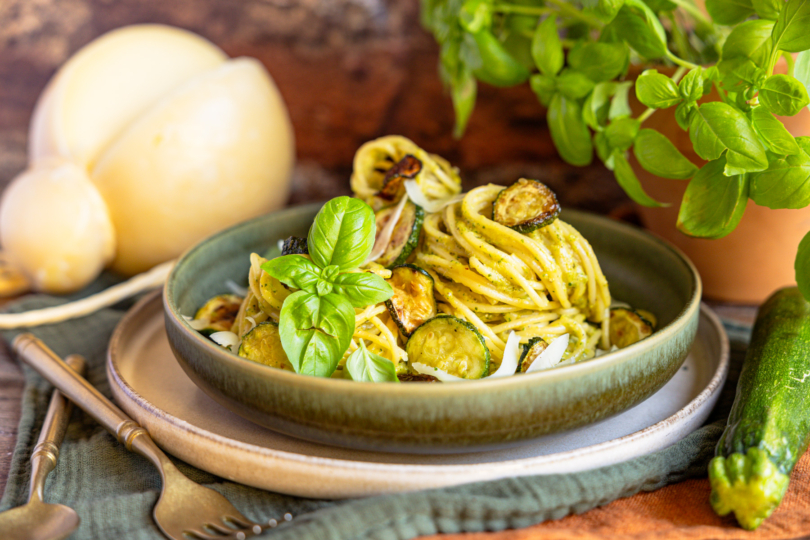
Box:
(0, 293, 750, 540)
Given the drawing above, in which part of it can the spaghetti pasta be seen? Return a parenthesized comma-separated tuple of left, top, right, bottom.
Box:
(194, 136, 652, 381)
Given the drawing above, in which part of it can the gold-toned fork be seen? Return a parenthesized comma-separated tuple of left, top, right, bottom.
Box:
(0, 354, 85, 540)
(13, 334, 268, 540)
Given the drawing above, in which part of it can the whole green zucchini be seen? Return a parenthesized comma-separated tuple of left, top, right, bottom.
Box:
(709, 287, 810, 530)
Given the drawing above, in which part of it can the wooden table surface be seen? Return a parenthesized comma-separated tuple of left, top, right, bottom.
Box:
(0, 302, 757, 500)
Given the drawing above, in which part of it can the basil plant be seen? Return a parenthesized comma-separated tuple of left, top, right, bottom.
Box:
(421, 0, 810, 301)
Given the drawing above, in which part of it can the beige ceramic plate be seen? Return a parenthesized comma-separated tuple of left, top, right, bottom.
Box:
(164, 206, 701, 453)
(108, 291, 728, 499)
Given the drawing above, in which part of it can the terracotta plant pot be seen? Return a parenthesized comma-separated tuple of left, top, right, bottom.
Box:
(629, 64, 810, 304)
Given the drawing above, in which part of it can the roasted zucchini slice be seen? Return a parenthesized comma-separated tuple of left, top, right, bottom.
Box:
(281, 236, 308, 256)
(237, 322, 293, 371)
(378, 154, 422, 200)
(636, 308, 657, 329)
(397, 373, 440, 383)
(385, 264, 437, 337)
(194, 294, 243, 335)
(609, 307, 654, 349)
(517, 337, 548, 373)
(374, 201, 424, 268)
(493, 178, 561, 233)
(406, 315, 490, 379)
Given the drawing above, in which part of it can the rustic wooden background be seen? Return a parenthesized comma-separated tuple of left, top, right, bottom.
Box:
(0, 0, 630, 210)
(0, 0, 644, 497)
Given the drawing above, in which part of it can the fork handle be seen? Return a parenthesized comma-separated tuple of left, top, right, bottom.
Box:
(13, 334, 173, 475)
(28, 354, 86, 503)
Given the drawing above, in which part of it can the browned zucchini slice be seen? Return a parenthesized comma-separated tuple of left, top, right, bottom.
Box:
(378, 154, 422, 200)
(406, 315, 490, 379)
(237, 322, 293, 370)
(194, 294, 243, 335)
(281, 236, 308, 256)
(609, 307, 654, 349)
(493, 178, 561, 233)
(385, 264, 437, 337)
(517, 337, 548, 372)
(374, 201, 424, 268)
(636, 308, 657, 329)
(397, 373, 440, 383)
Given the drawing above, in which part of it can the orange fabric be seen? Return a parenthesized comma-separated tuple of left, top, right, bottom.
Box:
(424, 452, 810, 540)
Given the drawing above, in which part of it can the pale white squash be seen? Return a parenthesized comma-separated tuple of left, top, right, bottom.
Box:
(29, 25, 227, 170)
(91, 57, 295, 275)
(1, 25, 294, 301)
(0, 160, 116, 293)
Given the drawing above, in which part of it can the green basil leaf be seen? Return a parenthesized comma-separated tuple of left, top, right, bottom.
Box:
(530, 74, 556, 107)
(675, 101, 698, 130)
(703, 66, 720, 95)
(796, 50, 810, 102)
(759, 74, 810, 116)
(796, 230, 810, 301)
(678, 68, 706, 102)
(308, 197, 376, 271)
(677, 157, 749, 239)
(590, 0, 626, 21)
(459, 0, 492, 34)
(283, 327, 340, 377)
(568, 41, 630, 82)
(635, 69, 682, 109)
(316, 280, 333, 296)
(604, 117, 640, 151)
(752, 0, 784, 19)
(345, 341, 399, 383)
(583, 81, 617, 129)
(609, 81, 634, 119)
(612, 150, 666, 206)
(595, 132, 615, 169)
(279, 292, 328, 374)
(532, 16, 564, 76)
(261, 255, 321, 292)
(717, 57, 766, 88)
(722, 20, 775, 68)
(473, 30, 531, 87)
(318, 293, 355, 350)
(451, 66, 477, 139)
(643, 0, 677, 11)
(332, 271, 393, 308)
(750, 137, 810, 208)
(689, 102, 769, 175)
(501, 32, 536, 72)
(556, 69, 596, 100)
(278, 291, 355, 377)
(600, 0, 668, 59)
(751, 107, 802, 155)
(280, 290, 320, 336)
(633, 129, 699, 179)
(772, 0, 810, 53)
(548, 93, 594, 166)
(705, 0, 755, 25)
(506, 13, 538, 35)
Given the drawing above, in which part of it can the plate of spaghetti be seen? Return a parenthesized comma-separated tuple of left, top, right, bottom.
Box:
(163, 136, 702, 453)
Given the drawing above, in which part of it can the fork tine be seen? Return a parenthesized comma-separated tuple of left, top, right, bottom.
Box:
(203, 521, 234, 535)
(184, 529, 223, 540)
(222, 514, 254, 529)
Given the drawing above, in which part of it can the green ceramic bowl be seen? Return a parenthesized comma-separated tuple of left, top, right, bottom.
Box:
(164, 204, 701, 454)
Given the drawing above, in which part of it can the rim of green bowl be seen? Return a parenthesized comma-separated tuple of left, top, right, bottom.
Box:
(164, 203, 702, 396)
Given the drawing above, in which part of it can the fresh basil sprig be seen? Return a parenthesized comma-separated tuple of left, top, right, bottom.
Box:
(262, 197, 393, 377)
(420, 0, 810, 301)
